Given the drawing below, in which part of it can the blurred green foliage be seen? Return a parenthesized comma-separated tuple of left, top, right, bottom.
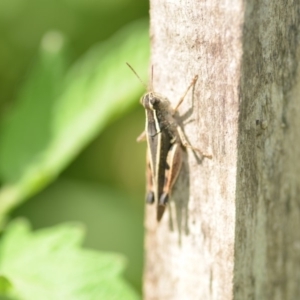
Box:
(0, 0, 149, 298)
(0, 219, 139, 300)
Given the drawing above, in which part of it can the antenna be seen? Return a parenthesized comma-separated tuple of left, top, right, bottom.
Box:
(150, 65, 154, 91)
(126, 62, 147, 89)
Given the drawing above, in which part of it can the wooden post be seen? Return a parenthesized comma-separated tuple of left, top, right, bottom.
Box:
(144, 1, 300, 299)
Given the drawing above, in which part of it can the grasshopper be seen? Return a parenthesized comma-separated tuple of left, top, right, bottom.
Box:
(127, 63, 212, 221)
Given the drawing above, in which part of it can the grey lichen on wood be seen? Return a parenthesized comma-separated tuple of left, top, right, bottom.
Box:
(144, 0, 300, 300)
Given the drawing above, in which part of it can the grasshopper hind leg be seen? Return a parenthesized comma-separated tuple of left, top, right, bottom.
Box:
(159, 193, 169, 206)
(177, 126, 212, 159)
(157, 143, 182, 221)
(146, 191, 155, 204)
(145, 152, 155, 204)
(162, 143, 182, 203)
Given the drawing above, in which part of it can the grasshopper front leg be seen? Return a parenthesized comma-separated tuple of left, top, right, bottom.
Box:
(136, 131, 146, 142)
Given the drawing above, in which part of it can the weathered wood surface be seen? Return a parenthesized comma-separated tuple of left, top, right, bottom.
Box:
(144, 1, 300, 299)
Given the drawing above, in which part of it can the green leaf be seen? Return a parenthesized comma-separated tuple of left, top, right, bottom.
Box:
(0, 19, 149, 220)
(0, 275, 13, 295)
(0, 219, 139, 300)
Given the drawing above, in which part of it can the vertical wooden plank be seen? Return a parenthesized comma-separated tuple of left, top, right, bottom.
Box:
(144, 0, 300, 299)
(144, 1, 243, 299)
(235, 1, 300, 299)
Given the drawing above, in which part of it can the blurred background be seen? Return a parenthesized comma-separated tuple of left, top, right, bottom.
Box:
(0, 0, 149, 295)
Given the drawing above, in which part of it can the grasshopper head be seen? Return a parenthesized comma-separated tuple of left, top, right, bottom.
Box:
(141, 92, 162, 111)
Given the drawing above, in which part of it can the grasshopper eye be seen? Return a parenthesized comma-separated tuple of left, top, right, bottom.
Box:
(150, 98, 160, 106)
